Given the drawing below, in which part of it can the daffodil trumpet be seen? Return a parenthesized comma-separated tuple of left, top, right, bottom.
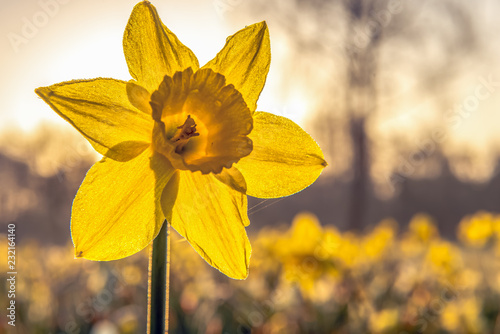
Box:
(35, 1, 326, 332)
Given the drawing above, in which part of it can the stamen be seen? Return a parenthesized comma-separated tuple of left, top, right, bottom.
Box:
(170, 115, 200, 153)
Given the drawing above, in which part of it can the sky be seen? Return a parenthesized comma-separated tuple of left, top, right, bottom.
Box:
(2, 0, 500, 183)
(0, 0, 308, 133)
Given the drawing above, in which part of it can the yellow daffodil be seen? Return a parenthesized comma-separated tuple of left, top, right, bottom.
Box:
(408, 213, 439, 242)
(362, 219, 397, 261)
(457, 211, 494, 248)
(425, 240, 463, 276)
(35, 1, 326, 279)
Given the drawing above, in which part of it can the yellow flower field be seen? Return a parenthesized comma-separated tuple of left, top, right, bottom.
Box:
(2, 211, 500, 333)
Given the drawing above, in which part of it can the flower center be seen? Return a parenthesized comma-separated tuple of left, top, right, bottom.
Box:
(170, 115, 200, 154)
(149, 67, 253, 174)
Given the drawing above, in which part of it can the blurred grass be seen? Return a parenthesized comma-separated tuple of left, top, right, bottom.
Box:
(2, 211, 500, 333)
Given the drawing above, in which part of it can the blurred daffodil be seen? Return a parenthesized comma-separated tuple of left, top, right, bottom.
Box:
(408, 213, 439, 242)
(369, 308, 399, 334)
(362, 219, 397, 261)
(458, 211, 494, 248)
(35, 2, 326, 279)
(275, 213, 339, 296)
(399, 213, 438, 257)
(425, 240, 463, 275)
(279, 213, 323, 256)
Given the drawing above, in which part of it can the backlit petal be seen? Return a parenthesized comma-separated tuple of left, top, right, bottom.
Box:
(161, 170, 251, 279)
(35, 78, 152, 162)
(72, 147, 174, 261)
(214, 166, 247, 194)
(126, 81, 153, 115)
(123, 2, 199, 92)
(236, 112, 327, 198)
(203, 22, 270, 113)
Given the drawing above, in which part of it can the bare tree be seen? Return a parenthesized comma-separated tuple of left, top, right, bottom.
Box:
(236, 0, 481, 229)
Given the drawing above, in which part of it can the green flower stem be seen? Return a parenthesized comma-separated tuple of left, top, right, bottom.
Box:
(148, 220, 170, 334)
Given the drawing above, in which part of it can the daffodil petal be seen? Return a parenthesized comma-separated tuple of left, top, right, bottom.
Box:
(203, 21, 270, 113)
(35, 78, 153, 162)
(123, 2, 199, 92)
(126, 81, 153, 115)
(214, 166, 247, 194)
(161, 170, 251, 279)
(236, 112, 327, 198)
(72, 147, 174, 261)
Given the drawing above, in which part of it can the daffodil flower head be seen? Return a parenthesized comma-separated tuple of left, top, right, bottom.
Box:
(35, 1, 326, 279)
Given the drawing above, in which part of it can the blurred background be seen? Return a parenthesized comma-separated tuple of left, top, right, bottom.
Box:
(1, 0, 500, 333)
